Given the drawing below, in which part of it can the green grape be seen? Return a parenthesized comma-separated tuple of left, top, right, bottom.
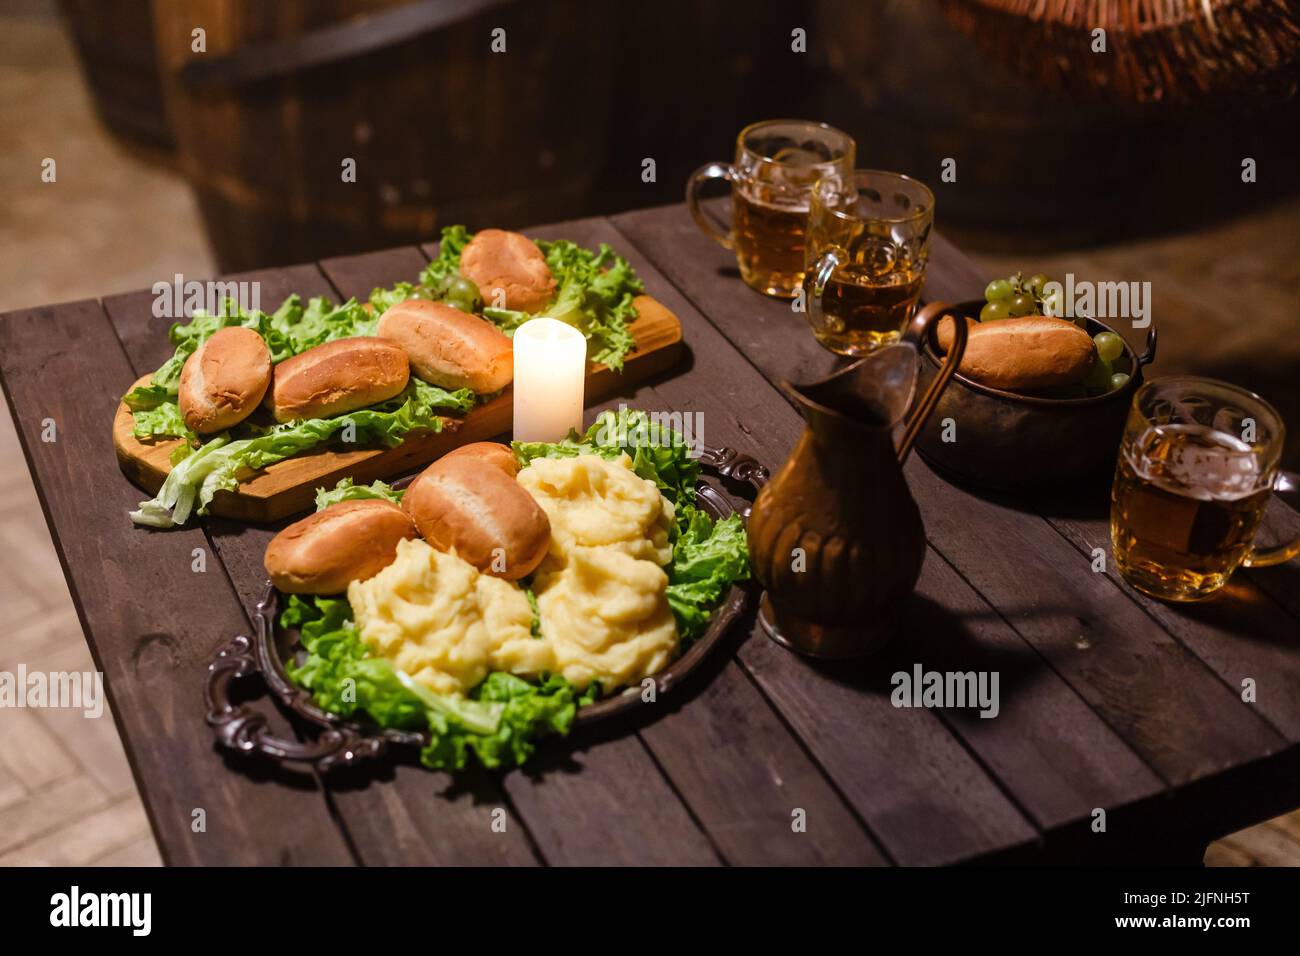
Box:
(1027, 273, 1049, 297)
(1093, 331, 1123, 362)
(1110, 372, 1131, 391)
(1083, 355, 1113, 391)
(984, 278, 1013, 302)
(447, 276, 482, 308)
(1008, 293, 1036, 316)
(980, 300, 1009, 322)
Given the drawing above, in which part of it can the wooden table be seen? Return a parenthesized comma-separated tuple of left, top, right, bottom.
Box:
(3, 202, 1299, 866)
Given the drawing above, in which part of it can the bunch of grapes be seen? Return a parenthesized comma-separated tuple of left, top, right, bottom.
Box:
(979, 271, 1055, 322)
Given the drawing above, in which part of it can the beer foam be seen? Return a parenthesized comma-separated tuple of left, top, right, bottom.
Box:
(1126, 424, 1264, 502)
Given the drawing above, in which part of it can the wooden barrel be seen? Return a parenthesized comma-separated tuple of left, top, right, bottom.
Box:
(60, 0, 173, 147)
(151, 0, 616, 272)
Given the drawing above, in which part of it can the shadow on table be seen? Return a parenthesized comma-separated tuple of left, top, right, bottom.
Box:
(792, 591, 1071, 707)
(915, 454, 1114, 521)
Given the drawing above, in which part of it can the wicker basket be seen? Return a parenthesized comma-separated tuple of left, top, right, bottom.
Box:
(940, 0, 1300, 103)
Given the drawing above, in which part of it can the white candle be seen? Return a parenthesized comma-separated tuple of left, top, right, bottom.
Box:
(512, 317, 587, 442)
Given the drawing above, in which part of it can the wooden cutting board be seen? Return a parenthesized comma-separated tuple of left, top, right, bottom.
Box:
(113, 295, 683, 522)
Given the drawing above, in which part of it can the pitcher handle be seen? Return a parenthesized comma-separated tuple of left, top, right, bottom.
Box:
(895, 301, 968, 465)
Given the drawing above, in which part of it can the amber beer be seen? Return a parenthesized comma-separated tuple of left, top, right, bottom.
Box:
(1110, 378, 1299, 601)
(687, 120, 855, 298)
(731, 188, 811, 300)
(804, 170, 934, 356)
(812, 258, 926, 354)
(1112, 425, 1270, 600)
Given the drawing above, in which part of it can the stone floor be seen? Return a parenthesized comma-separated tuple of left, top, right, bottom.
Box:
(0, 9, 1296, 867)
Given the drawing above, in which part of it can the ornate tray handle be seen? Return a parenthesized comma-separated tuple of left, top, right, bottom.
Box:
(205, 634, 389, 771)
(205, 442, 765, 771)
(698, 445, 769, 516)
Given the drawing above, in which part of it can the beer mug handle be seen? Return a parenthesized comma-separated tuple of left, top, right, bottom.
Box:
(686, 162, 737, 249)
(803, 246, 846, 345)
(895, 301, 968, 465)
(1243, 471, 1300, 567)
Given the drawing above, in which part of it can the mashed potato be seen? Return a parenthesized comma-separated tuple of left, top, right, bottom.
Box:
(347, 454, 681, 697)
(517, 454, 679, 692)
(347, 538, 549, 695)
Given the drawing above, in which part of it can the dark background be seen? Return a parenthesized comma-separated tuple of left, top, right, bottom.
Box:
(56, 0, 1300, 270)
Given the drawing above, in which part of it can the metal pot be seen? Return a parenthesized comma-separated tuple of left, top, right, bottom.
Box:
(913, 301, 1157, 491)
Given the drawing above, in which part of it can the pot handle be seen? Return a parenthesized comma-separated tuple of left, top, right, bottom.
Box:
(896, 302, 968, 465)
(1137, 326, 1158, 367)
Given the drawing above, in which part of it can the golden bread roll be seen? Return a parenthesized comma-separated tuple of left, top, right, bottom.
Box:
(459, 229, 556, 313)
(402, 455, 550, 580)
(954, 316, 1096, 391)
(436, 441, 519, 476)
(178, 326, 272, 434)
(375, 299, 513, 393)
(265, 499, 418, 594)
(264, 337, 409, 422)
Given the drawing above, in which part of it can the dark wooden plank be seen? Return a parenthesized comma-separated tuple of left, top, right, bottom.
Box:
(103, 266, 541, 866)
(610, 205, 1290, 818)
(319, 244, 724, 866)
(0, 299, 355, 865)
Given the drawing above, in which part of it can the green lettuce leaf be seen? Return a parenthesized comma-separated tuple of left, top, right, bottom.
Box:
(267, 294, 377, 355)
(534, 238, 641, 370)
(314, 477, 405, 511)
(281, 594, 591, 771)
(666, 510, 749, 641)
(129, 399, 196, 444)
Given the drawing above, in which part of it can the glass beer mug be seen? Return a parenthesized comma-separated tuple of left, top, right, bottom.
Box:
(1111, 376, 1300, 601)
(802, 170, 934, 357)
(687, 119, 855, 299)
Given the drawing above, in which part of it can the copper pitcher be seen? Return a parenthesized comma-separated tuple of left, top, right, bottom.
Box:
(748, 302, 968, 658)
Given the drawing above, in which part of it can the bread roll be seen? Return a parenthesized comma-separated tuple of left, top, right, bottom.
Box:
(436, 441, 519, 476)
(952, 316, 1096, 391)
(459, 229, 556, 313)
(376, 299, 513, 393)
(265, 337, 409, 423)
(178, 326, 272, 434)
(265, 500, 418, 594)
(402, 456, 549, 580)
